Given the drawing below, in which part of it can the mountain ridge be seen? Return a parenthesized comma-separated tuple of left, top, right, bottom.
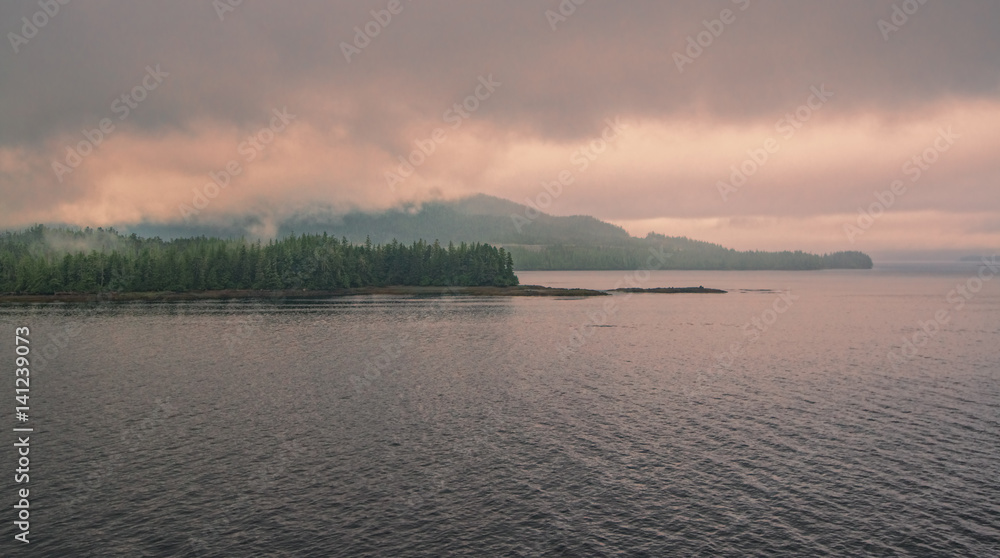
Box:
(88, 194, 874, 270)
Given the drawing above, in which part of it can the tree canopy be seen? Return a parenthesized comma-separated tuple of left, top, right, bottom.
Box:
(0, 225, 518, 294)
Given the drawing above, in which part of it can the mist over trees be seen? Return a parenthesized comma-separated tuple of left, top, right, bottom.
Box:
(0, 226, 518, 294)
(0, 193, 873, 296)
(166, 195, 871, 271)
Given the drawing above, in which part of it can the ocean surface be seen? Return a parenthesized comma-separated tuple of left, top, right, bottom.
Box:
(2, 263, 999, 556)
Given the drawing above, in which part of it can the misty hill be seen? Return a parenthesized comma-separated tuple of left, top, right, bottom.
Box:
(275, 194, 871, 270)
(112, 194, 873, 270)
(278, 194, 635, 248)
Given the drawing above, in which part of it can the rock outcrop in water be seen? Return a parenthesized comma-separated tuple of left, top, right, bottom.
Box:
(610, 286, 727, 294)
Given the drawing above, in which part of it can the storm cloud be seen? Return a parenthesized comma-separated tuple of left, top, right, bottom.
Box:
(2, 0, 998, 255)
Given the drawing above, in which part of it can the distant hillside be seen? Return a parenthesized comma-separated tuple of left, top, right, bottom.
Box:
(117, 194, 874, 270)
(279, 194, 634, 247)
(271, 195, 870, 270)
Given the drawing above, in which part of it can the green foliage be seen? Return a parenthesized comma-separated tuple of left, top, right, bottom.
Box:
(505, 234, 873, 271)
(0, 225, 518, 294)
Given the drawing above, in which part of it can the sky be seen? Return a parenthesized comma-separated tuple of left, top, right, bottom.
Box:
(1, 0, 998, 258)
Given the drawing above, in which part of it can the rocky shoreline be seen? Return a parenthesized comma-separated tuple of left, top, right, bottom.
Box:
(0, 284, 732, 303)
(611, 287, 727, 294)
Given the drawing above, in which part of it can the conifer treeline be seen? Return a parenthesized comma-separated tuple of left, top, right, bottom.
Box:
(507, 244, 874, 270)
(0, 225, 518, 294)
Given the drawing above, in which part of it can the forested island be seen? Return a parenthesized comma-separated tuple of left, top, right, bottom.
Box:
(0, 225, 518, 295)
(0, 218, 871, 301)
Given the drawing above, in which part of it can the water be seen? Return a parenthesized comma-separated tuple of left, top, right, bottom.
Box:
(2, 265, 998, 556)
